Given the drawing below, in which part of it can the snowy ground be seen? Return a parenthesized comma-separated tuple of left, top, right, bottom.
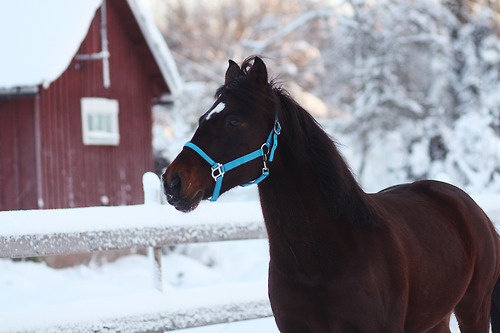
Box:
(0, 239, 272, 332)
(172, 317, 279, 333)
(1, 190, 499, 332)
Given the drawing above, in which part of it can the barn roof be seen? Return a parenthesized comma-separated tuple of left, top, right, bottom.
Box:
(0, 0, 182, 94)
(126, 0, 183, 95)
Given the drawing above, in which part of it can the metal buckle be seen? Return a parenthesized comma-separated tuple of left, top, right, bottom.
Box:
(262, 165, 269, 175)
(211, 163, 224, 181)
(261, 144, 270, 175)
(274, 120, 281, 135)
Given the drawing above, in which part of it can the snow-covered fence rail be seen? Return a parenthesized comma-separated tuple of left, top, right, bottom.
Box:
(0, 174, 267, 259)
(0, 203, 267, 259)
(0, 173, 272, 333)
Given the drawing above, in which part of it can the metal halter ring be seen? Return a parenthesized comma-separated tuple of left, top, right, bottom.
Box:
(274, 120, 282, 135)
(261, 143, 270, 157)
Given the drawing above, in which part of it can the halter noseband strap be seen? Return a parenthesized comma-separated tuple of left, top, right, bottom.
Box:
(184, 116, 281, 201)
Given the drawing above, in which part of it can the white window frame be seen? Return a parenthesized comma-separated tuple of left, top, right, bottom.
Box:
(81, 97, 120, 146)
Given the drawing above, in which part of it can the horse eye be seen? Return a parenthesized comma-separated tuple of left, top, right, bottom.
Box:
(226, 118, 242, 128)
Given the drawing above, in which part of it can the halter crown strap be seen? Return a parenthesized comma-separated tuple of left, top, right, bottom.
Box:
(184, 115, 280, 201)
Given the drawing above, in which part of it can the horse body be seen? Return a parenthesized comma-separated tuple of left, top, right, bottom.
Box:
(262, 160, 498, 332)
(162, 57, 500, 332)
(258, 115, 498, 332)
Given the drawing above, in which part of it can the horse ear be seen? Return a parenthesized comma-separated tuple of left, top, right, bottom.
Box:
(225, 60, 242, 85)
(248, 57, 268, 85)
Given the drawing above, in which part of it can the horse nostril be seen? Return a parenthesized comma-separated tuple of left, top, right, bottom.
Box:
(169, 173, 183, 196)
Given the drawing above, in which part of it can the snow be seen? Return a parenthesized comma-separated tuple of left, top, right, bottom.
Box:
(127, 0, 184, 95)
(0, 174, 268, 331)
(0, 200, 263, 238)
(0, 238, 272, 332)
(172, 317, 279, 333)
(0, 0, 102, 89)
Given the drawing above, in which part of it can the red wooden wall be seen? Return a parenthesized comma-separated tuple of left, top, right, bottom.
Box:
(0, 98, 37, 210)
(0, 0, 170, 210)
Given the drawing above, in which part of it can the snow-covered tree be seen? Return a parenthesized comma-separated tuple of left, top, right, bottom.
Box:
(154, 0, 500, 193)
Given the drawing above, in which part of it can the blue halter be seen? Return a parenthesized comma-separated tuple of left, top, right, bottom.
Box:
(184, 116, 281, 201)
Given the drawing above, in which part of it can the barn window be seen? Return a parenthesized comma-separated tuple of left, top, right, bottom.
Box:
(81, 97, 120, 145)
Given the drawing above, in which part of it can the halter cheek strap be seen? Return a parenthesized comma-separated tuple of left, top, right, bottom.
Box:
(184, 116, 281, 202)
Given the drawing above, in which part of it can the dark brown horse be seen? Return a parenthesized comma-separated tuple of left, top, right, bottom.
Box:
(162, 57, 500, 332)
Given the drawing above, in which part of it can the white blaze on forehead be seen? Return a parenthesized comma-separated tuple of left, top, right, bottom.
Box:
(205, 101, 225, 120)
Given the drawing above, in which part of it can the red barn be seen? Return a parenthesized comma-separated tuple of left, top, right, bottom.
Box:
(0, 0, 182, 211)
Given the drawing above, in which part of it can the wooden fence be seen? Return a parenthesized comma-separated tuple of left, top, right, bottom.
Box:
(0, 173, 272, 332)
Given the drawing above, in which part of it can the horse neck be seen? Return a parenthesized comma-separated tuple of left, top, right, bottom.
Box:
(257, 103, 379, 275)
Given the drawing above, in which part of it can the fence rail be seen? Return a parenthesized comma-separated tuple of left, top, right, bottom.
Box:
(0, 174, 267, 259)
(0, 218, 267, 259)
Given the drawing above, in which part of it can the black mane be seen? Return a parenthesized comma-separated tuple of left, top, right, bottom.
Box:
(272, 88, 381, 227)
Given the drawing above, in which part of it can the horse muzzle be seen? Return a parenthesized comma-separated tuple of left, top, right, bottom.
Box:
(161, 172, 204, 212)
(161, 152, 212, 212)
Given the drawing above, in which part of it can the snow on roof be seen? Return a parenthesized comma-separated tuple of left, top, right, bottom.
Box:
(127, 0, 184, 95)
(0, 0, 183, 94)
(0, 0, 102, 90)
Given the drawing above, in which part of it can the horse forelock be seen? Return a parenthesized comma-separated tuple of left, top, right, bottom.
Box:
(213, 75, 276, 118)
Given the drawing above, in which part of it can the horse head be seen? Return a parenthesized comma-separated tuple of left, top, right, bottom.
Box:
(161, 57, 279, 212)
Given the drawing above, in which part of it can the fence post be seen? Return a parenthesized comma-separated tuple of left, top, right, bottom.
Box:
(143, 172, 163, 291)
(143, 172, 161, 205)
(148, 246, 163, 292)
